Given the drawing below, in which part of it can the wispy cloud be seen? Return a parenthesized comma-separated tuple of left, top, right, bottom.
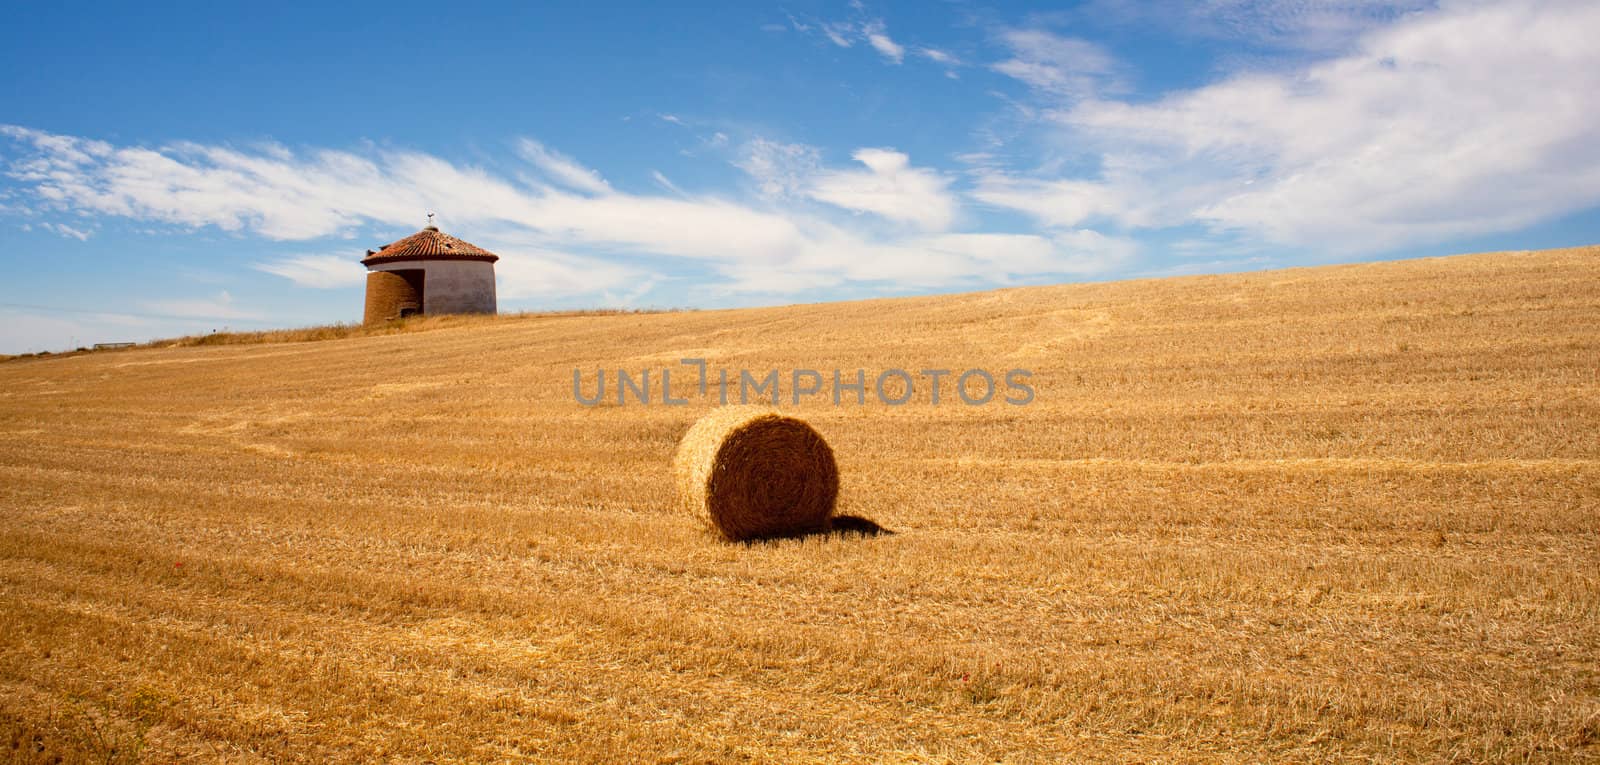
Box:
(796, 13, 931, 68)
(973, 175, 1148, 229)
(735, 138, 821, 199)
(651, 170, 685, 196)
(1083, 0, 1438, 54)
(253, 254, 366, 289)
(863, 22, 905, 64)
(981, 0, 1600, 254)
(41, 221, 91, 240)
(990, 28, 1119, 100)
(515, 138, 612, 195)
(808, 148, 956, 230)
(821, 22, 855, 48)
(2, 127, 1132, 300)
(489, 246, 647, 300)
(3, 125, 419, 240)
(737, 141, 958, 229)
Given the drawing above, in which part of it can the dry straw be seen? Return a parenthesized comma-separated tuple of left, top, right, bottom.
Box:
(673, 406, 839, 541)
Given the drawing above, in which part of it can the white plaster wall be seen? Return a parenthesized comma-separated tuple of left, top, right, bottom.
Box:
(371, 260, 497, 315)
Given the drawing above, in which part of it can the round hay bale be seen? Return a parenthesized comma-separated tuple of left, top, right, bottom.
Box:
(673, 406, 839, 541)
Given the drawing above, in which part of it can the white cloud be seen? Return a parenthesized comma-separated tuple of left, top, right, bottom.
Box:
(253, 254, 366, 289)
(651, 170, 685, 196)
(3, 126, 424, 239)
(983, 0, 1600, 254)
(799, 15, 941, 69)
(2, 126, 1135, 300)
(515, 138, 611, 195)
(711, 228, 1134, 294)
(735, 138, 821, 199)
(1084, 0, 1437, 54)
(991, 29, 1118, 99)
(736, 141, 959, 230)
(807, 148, 958, 230)
(971, 164, 1195, 229)
(822, 22, 855, 47)
(864, 22, 906, 64)
(973, 176, 1124, 228)
(492, 248, 647, 300)
(603, 275, 663, 308)
(0, 125, 111, 165)
(918, 229, 1136, 275)
(41, 221, 91, 240)
(519, 192, 807, 263)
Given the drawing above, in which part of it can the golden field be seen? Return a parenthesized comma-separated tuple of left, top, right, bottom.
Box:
(1, 246, 1597, 763)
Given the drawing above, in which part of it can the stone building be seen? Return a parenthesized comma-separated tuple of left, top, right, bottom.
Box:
(362, 216, 498, 324)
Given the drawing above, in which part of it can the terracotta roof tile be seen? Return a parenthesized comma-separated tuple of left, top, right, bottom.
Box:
(362, 226, 500, 266)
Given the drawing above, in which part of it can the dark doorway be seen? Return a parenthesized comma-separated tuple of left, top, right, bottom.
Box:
(391, 269, 426, 318)
(363, 268, 427, 324)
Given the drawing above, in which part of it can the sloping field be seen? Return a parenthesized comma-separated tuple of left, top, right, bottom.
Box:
(1, 247, 1597, 763)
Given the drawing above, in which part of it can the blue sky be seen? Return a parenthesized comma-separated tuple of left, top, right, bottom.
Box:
(3, 0, 1598, 352)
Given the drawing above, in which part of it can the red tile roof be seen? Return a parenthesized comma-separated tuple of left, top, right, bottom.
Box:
(361, 226, 500, 266)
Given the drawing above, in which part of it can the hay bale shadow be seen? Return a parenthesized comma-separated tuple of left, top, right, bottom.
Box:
(828, 514, 892, 537)
(739, 514, 894, 544)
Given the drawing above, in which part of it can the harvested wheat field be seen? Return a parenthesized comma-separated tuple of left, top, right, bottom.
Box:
(1, 246, 1597, 763)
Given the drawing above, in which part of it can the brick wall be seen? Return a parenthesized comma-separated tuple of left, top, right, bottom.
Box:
(363, 269, 425, 324)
